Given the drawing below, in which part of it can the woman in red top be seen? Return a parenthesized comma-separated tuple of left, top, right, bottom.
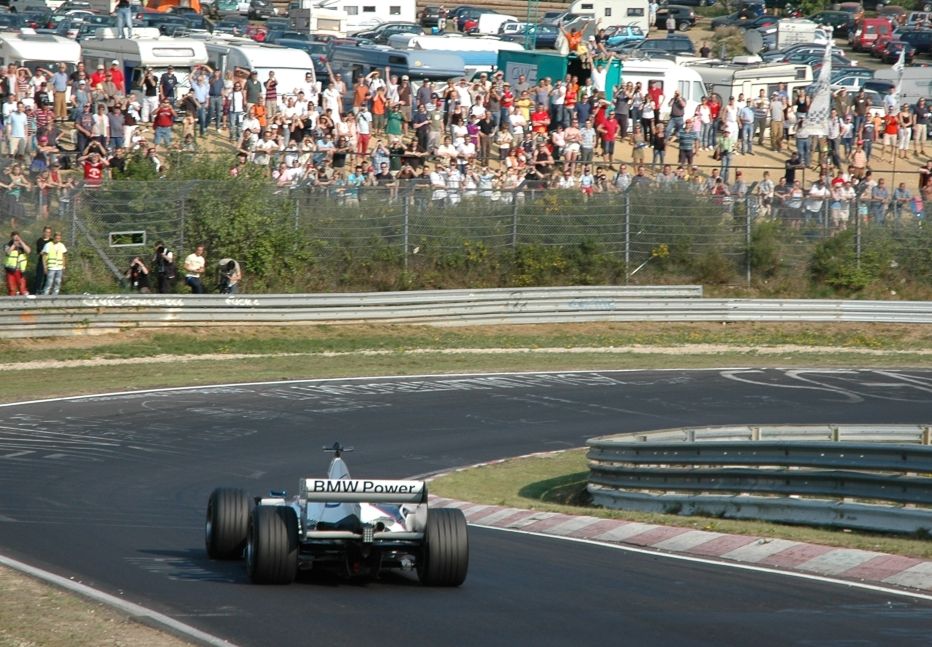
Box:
(80, 148, 109, 188)
(530, 105, 550, 135)
(882, 112, 899, 162)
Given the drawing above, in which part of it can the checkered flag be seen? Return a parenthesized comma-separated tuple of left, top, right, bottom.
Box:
(798, 42, 833, 139)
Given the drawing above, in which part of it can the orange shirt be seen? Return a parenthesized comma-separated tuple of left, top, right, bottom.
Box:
(884, 114, 898, 135)
(353, 84, 369, 108)
(566, 31, 582, 52)
(372, 92, 387, 116)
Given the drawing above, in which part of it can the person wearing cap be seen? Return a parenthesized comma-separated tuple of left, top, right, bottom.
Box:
(717, 125, 736, 183)
(90, 64, 106, 88)
(109, 60, 124, 94)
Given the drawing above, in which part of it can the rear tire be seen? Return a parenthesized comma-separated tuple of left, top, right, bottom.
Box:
(205, 488, 250, 560)
(678, 21, 690, 32)
(246, 506, 299, 584)
(417, 508, 468, 587)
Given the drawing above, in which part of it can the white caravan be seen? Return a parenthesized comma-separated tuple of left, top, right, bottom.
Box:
(873, 67, 932, 107)
(0, 31, 81, 74)
(620, 58, 705, 121)
(82, 28, 209, 100)
(685, 57, 814, 105)
(476, 13, 517, 35)
(568, 0, 651, 32)
(205, 39, 317, 100)
(313, 0, 416, 34)
(289, 0, 349, 37)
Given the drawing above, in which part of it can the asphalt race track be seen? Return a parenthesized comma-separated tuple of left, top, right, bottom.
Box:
(2, 369, 932, 646)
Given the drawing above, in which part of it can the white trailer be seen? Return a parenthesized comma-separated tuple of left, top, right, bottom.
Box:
(0, 31, 81, 74)
(204, 39, 316, 100)
(313, 0, 416, 34)
(568, 0, 651, 33)
(289, 0, 349, 37)
(873, 66, 932, 107)
(774, 19, 831, 50)
(82, 28, 209, 100)
(620, 58, 706, 121)
(685, 57, 814, 105)
(476, 13, 517, 35)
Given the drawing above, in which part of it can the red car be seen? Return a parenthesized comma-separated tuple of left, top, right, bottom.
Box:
(869, 31, 893, 57)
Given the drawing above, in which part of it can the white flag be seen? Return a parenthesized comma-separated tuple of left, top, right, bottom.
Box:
(797, 40, 833, 139)
(891, 47, 906, 106)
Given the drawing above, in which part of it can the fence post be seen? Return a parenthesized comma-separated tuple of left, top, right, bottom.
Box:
(69, 188, 77, 250)
(402, 195, 410, 271)
(624, 187, 631, 284)
(179, 195, 186, 260)
(745, 181, 757, 288)
(511, 192, 518, 249)
(855, 194, 862, 269)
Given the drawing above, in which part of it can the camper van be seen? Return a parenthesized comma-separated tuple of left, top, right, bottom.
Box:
(205, 39, 316, 99)
(388, 32, 522, 75)
(620, 58, 705, 121)
(82, 28, 209, 101)
(685, 57, 813, 105)
(872, 66, 932, 106)
(0, 31, 81, 75)
(568, 0, 651, 32)
(310, 0, 416, 34)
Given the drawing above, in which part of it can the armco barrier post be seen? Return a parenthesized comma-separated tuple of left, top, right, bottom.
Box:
(745, 182, 756, 288)
(855, 196, 862, 269)
(402, 198, 410, 271)
(511, 194, 518, 249)
(623, 188, 631, 284)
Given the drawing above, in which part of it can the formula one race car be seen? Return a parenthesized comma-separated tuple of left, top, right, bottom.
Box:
(205, 443, 469, 586)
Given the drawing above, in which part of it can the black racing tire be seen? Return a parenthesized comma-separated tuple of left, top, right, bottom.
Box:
(246, 505, 299, 584)
(205, 487, 250, 560)
(417, 508, 469, 587)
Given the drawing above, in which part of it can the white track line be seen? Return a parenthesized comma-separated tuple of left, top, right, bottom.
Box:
(0, 553, 235, 646)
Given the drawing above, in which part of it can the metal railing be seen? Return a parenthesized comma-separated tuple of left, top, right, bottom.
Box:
(587, 425, 932, 535)
(3, 289, 932, 338)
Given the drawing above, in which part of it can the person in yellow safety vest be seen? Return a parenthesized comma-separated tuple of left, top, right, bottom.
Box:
(4, 231, 31, 296)
(41, 231, 67, 296)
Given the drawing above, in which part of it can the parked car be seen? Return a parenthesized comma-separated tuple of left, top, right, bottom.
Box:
(238, 0, 274, 20)
(835, 2, 864, 23)
(500, 23, 559, 49)
(634, 34, 695, 55)
(869, 31, 894, 57)
(850, 17, 893, 52)
(711, 5, 765, 29)
(603, 24, 647, 48)
(353, 21, 421, 44)
(897, 28, 932, 55)
(807, 10, 856, 38)
(451, 6, 497, 32)
(419, 6, 441, 28)
(879, 39, 916, 64)
(214, 15, 248, 34)
(655, 5, 696, 31)
(760, 43, 845, 61)
(660, 0, 716, 6)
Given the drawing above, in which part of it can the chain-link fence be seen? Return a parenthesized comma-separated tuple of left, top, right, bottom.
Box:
(43, 179, 929, 292)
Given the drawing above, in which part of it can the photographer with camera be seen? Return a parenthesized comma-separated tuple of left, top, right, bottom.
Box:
(152, 241, 175, 294)
(125, 256, 150, 292)
(217, 258, 242, 294)
(4, 231, 31, 296)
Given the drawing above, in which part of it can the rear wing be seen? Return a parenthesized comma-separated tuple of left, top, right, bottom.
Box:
(300, 479, 428, 504)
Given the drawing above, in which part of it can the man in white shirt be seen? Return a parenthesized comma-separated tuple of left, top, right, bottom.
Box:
(183, 244, 206, 294)
(454, 79, 472, 110)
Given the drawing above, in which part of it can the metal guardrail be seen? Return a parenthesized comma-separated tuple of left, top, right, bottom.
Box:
(3, 287, 932, 338)
(587, 425, 932, 536)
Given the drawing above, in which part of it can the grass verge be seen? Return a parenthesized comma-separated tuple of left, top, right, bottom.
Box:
(429, 449, 932, 560)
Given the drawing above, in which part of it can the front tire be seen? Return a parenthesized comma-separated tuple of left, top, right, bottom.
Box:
(246, 506, 299, 584)
(417, 508, 469, 587)
(205, 487, 250, 560)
